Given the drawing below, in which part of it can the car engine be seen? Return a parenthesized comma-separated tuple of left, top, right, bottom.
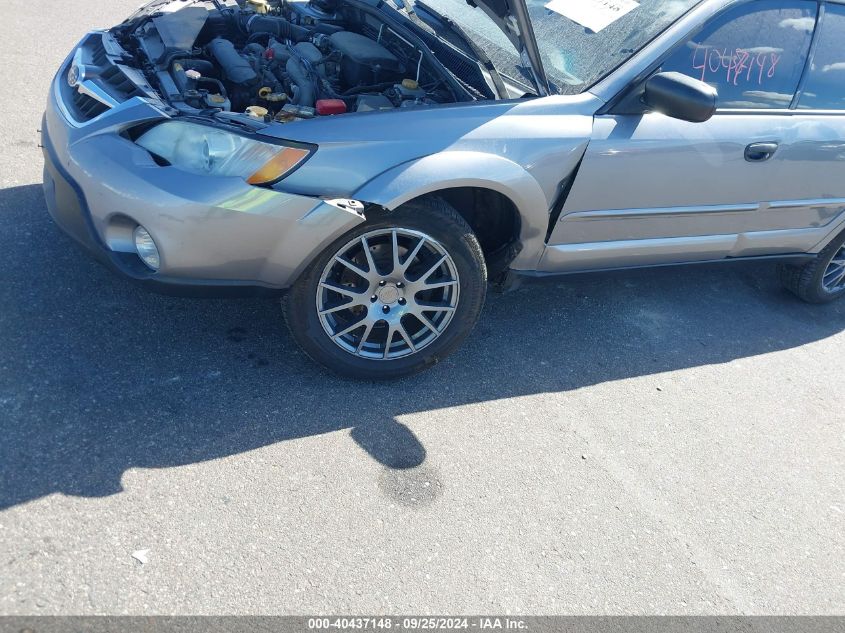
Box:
(115, 0, 473, 122)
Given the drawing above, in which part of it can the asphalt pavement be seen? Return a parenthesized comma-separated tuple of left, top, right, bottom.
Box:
(0, 0, 842, 615)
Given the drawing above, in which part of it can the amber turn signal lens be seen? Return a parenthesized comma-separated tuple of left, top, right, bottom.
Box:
(247, 147, 311, 185)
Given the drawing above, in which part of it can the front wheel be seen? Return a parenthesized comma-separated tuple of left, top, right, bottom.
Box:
(284, 198, 487, 379)
(780, 229, 845, 304)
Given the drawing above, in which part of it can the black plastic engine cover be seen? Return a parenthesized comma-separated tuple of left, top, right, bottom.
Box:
(329, 31, 404, 87)
(208, 38, 257, 85)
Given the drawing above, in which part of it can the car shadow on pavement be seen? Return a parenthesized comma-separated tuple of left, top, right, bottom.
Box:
(2, 183, 845, 510)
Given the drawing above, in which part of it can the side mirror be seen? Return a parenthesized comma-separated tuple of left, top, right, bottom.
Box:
(643, 72, 717, 123)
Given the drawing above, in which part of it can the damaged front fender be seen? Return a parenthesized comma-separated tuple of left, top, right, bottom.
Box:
(324, 198, 367, 219)
(260, 197, 367, 286)
(351, 150, 568, 271)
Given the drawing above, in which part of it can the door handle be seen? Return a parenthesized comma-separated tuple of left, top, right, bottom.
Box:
(745, 142, 779, 162)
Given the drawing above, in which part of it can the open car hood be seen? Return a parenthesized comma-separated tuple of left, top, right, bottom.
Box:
(128, 0, 551, 96)
(462, 0, 550, 95)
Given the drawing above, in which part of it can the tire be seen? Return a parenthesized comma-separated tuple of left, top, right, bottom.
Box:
(283, 198, 487, 379)
(780, 229, 845, 304)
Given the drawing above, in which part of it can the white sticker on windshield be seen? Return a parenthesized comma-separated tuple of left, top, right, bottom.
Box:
(544, 0, 639, 33)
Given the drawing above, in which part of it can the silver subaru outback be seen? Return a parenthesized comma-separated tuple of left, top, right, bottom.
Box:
(43, 0, 845, 378)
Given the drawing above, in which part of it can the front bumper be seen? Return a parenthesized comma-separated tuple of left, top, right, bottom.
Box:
(42, 41, 364, 295)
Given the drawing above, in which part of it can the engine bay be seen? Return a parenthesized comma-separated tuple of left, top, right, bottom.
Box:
(114, 0, 477, 123)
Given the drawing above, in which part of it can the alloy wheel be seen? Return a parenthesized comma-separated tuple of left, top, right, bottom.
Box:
(822, 245, 845, 292)
(316, 228, 461, 360)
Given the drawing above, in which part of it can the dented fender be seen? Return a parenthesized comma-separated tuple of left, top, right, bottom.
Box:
(352, 149, 586, 270)
(260, 198, 367, 285)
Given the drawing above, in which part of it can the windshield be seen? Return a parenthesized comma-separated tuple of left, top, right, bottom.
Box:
(414, 0, 704, 94)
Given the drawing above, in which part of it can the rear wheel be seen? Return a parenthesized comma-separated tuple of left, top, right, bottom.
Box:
(284, 199, 487, 379)
(780, 230, 845, 303)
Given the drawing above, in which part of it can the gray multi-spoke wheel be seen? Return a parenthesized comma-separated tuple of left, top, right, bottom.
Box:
(821, 245, 845, 293)
(284, 198, 487, 379)
(316, 228, 460, 360)
(780, 229, 845, 304)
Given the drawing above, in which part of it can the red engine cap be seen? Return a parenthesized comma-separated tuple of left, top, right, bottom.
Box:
(316, 99, 347, 116)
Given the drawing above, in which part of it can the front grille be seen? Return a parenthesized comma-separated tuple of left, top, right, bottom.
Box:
(89, 34, 109, 67)
(70, 88, 111, 121)
(60, 32, 148, 123)
(100, 63, 146, 102)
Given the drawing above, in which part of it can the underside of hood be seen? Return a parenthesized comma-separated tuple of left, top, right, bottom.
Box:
(464, 0, 550, 95)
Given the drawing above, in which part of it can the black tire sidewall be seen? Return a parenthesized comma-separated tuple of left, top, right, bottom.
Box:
(284, 202, 487, 379)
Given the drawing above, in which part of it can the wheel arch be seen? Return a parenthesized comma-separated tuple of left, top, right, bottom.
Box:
(352, 151, 553, 271)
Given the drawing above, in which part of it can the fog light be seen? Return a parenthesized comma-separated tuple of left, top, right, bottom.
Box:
(133, 226, 160, 271)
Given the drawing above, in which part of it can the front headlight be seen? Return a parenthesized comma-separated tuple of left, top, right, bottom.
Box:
(135, 121, 313, 185)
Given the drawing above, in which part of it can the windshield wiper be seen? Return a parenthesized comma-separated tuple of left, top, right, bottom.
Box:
(413, 0, 509, 100)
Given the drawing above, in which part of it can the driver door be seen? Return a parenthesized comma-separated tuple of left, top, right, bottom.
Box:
(543, 0, 845, 272)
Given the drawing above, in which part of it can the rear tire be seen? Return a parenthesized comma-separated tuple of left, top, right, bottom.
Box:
(780, 230, 845, 303)
(283, 198, 487, 380)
